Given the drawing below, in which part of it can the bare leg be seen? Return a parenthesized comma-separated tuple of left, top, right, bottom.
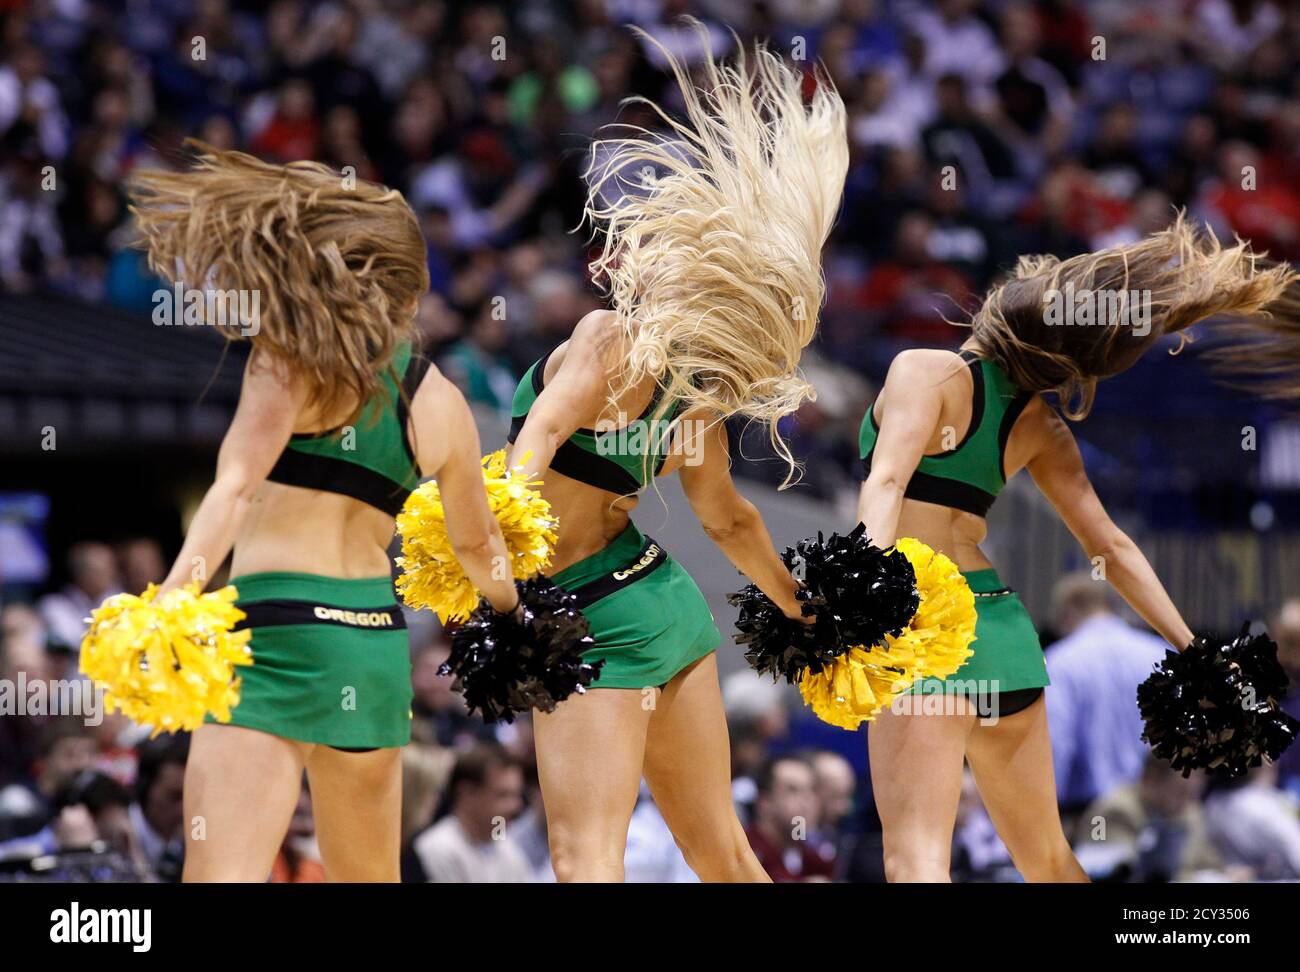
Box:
(641, 653, 769, 882)
(965, 695, 1089, 883)
(183, 723, 310, 882)
(305, 745, 403, 882)
(867, 696, 976, 882)
(533, 687, 653, 882)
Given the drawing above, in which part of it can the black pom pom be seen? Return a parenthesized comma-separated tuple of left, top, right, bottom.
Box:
(441, 577, 602, 723)
(727, 582, 837, 684)
(727, 524, 920, 684)
(1138, 625, 1300, 779)
(790, 524, 920, 649)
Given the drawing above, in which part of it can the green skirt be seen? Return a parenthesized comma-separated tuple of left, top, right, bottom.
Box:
(910, 567, 1050, 696)
(209, 572, 413, 748)
(552, 524, 721, 690)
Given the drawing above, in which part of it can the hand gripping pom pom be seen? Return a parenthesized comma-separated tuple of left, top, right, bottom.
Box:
(1139, 626, 1300, 779)
(442, 577, 603, 724)
(395, 449, 558, 622)
(79, 584, 252, 736)
(800, 538, 977, 729)
(728, 524, 920, 685)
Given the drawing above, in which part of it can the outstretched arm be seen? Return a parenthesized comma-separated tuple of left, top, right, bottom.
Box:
(159, 350, 300, 593)
(1027, 408, 1194, 649)
(409, 365, 519, 614)
(679, 414, 805, 620)
(856, 350, 947, 547)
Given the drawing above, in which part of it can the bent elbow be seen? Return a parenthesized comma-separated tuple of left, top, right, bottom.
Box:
(702, 501, 758, 546)
(1086, 531, 1134, 567)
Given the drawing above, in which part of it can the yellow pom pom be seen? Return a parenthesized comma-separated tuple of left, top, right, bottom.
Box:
(886, 537, 977, 681)
(800, 645, 917, 730)
(799, 537, 977, 730)
(395, 449, 558, 622)
(79, 584, 253, 736)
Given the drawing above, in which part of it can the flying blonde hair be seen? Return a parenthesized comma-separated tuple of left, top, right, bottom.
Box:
(969, 212, 1298, 418)
(129, 141, 430, 426)
(584, 21, 848, 483)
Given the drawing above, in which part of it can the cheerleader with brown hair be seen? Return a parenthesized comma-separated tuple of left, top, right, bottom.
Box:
(124, 145, 520, 882)
(857, 216, 1297, 882)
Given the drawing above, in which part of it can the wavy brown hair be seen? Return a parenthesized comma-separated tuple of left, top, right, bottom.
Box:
(129, 141, 430, 425)
(969, 213, 1298, 418)
(1207, 279, 1300, 406)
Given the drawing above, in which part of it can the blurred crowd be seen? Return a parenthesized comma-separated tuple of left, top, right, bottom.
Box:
(4, 0, 1300, 497)
(2, 538, 1299, 882)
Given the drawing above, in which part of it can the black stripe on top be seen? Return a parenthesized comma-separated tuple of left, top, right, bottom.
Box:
(396, 351, 435, 470)
(896, 469, 995, 517)
(266, 449, 409, 517)
(562, 536, 669, 610)
(507, 414, 643, 495)
(236, 598, 407, 631)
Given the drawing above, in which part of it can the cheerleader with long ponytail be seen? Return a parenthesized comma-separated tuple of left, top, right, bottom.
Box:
(856, 215, 1298, 882)
(506, 22, 847, 882)
(92, 147, 522, 882)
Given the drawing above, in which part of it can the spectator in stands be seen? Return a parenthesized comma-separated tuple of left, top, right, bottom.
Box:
(908, 0, 1005, 93)
(0, 718, 97, 844)
(0, 769, 143, 879)
(438, 298, 520, 416)
(399, 744, 451, 883)
(989, 2, 1073, 175)
(131, 733, 188, 881)
(920, 72, 1017, 210)
(1203, 763, 1300, 881)
(858, 209, 974, 347)
(0, 605, 55, 789)
(810, 750, 856, 871)
(1077, 754, 1222, 882)
(115, 538, 166, 594)
(270, 780, 326, 883)
(722, 672, 791, 821)
(56, 770, 143, 875)
(744, 755, 836, 882)
(410, 642, 493, 749)
(1198, 140, 1300, 262)
(0, 42, 70, 160)
(37, 541, 121, 653)
(0, 144, 68, 293)
(413, 743, 532, 883)
(1045, 572, 1169, 820)
(623, 784, 697, 883)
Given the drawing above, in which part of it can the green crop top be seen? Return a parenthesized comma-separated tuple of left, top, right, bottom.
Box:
(859, 350, 1032, 517)
(508, 347, 681, 495)
(266, 341, 431, 517)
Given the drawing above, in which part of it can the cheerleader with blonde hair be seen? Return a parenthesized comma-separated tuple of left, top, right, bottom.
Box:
(126, 145, 520, 882)
(507, 24, 848, 882)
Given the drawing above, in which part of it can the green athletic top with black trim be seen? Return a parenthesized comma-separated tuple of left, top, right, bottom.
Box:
(859, 349, 1033, 517)
(508, 347, 681, 495)
(266, 340, 431, 517)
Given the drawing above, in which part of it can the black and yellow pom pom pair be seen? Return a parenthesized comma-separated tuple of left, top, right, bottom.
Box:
(729, 526, 978, 730)
(80, 450, 581, 732)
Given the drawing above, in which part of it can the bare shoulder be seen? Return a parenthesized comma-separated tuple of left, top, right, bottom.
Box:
(1017, 394, 1062, 439)
(885, 348, 969, 393)
(411, 357, 449, 403)
(570, 308, 624, 356)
